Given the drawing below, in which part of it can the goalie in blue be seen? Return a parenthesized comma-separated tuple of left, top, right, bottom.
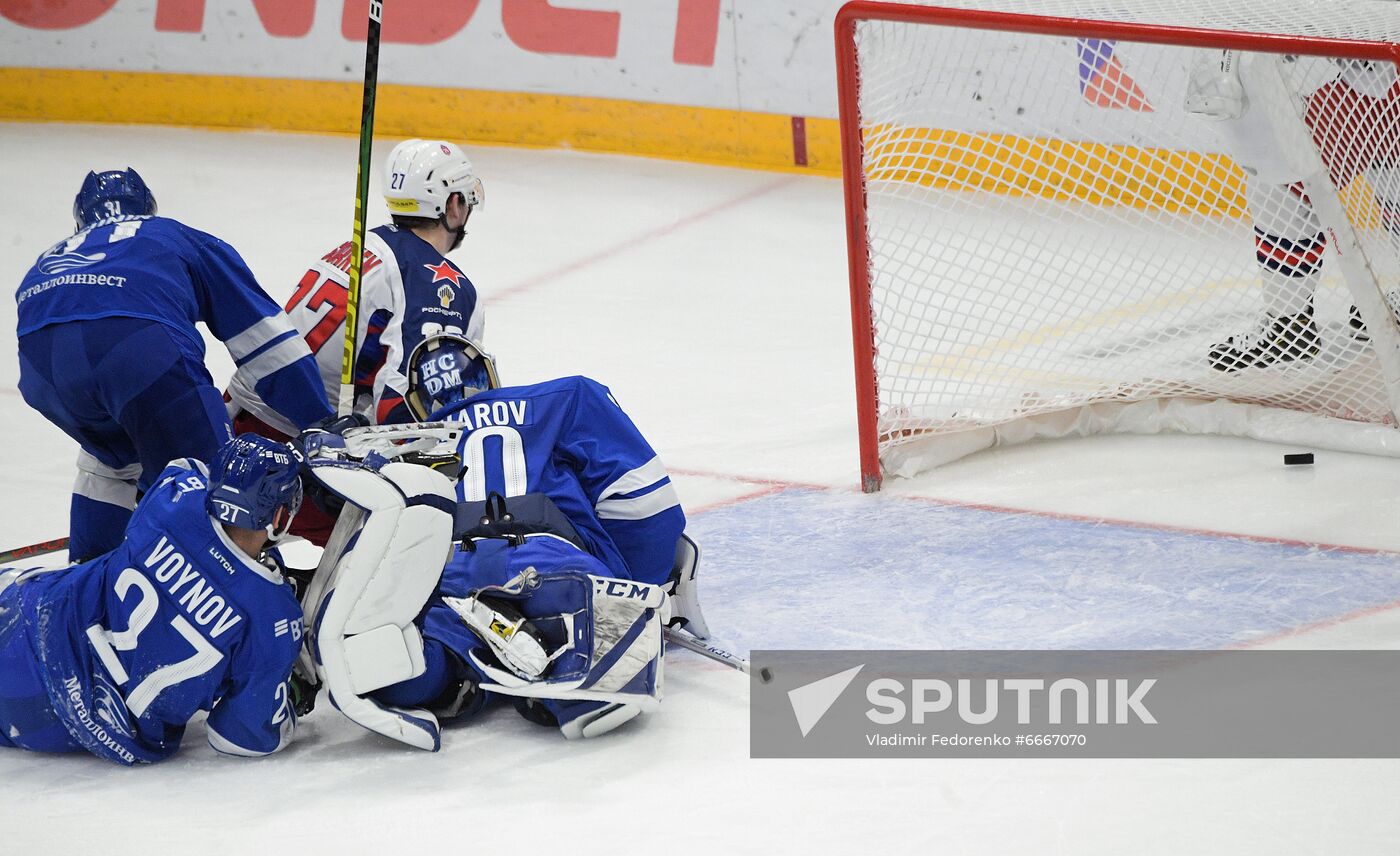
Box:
(15, 169, 331, 562)
(299, 336, 703, 743)
(0, 435, 306, 765)
(402, 333, 685, 587)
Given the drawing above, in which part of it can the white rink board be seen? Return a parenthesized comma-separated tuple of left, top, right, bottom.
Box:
(1, 124, 1399, 855)
(0, 0, 848, 116)
(0, 0, 1334, 130)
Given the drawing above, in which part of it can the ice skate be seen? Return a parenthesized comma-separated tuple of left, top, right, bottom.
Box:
(1208, 309, 1320, 371)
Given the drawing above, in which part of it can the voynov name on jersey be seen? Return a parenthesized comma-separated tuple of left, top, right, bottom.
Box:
(0, 462, 303, 765)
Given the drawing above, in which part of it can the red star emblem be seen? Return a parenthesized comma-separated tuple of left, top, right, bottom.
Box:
(424, 260, 466, 288)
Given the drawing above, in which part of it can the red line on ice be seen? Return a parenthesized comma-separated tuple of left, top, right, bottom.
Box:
(488, 175, 798, 301)
(671, 465, 1398, 555)
(688, 484, 788, 516)
(1229, 594, 1400, 649)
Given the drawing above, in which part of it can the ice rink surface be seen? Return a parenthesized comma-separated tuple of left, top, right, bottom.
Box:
(1, 123, 1399, 855)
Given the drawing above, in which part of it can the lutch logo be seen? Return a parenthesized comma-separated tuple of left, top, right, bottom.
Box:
(787, 664, 864, 737)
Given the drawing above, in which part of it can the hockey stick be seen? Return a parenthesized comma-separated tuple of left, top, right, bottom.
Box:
(0, 536, 68, 564)
(664, 627, 751, 675)
(340, 421, 463, 459)
(338, 0, 385, 417)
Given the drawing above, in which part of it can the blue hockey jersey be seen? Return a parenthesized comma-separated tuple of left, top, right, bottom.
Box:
(0, 461, 303, 764)
(431, 376, 684, 585)
(17, 215, 331, 431)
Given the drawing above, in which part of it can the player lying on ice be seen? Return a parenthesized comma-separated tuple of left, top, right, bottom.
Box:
(0, 435, 307, 765)
(291, 334, 710, 745)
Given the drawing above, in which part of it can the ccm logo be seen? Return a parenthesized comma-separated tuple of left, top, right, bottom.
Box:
(594, 579, 655, 600)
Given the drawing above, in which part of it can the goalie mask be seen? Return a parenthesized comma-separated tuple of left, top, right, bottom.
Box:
(207, 434, 305, 543)
(406, 333, 500, 420)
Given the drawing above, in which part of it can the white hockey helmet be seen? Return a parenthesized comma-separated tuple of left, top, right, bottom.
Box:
(383, 139, 485, 220)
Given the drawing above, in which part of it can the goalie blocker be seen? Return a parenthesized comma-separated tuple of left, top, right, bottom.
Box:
(431, 534, 666, 740)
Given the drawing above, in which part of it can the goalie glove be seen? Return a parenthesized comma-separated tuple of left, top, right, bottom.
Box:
(1185, 49, 1246, 120)
(444, 586, 552, 680)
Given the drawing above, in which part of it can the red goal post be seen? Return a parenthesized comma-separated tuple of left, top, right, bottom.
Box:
(837, 1, 1400, 492)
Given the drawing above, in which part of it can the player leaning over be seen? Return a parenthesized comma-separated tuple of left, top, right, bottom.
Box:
(16, 170, 331, 561)
(230, 139, 486, 543)
(0, 435, 306, 765)
(302, 337, 703, 742)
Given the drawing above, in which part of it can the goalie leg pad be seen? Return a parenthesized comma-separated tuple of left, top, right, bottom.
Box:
(1184, 49, 1246, 120)
(509, 696, 644, 740)
(553, 700, 644, 740)
(302, 460, 456, 751)
(373, 640, 488, 722)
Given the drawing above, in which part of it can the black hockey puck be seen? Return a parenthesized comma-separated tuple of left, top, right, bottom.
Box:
(1284, 452, 1315, 466)
(758, 667, 774, 684)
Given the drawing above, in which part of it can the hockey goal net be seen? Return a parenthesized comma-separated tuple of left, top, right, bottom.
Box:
(838, 0, 1400, 491)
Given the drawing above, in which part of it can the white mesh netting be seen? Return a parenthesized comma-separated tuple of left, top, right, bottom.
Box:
(844, 1, 1400, 479)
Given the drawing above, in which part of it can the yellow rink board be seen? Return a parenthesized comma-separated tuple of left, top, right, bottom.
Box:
(0, 67, 842, 176)
(4, 66, 1380, 224)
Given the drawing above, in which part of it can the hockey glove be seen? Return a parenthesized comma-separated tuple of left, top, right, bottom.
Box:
(297, 413, 371, 460)
(290, 668, 320, 717)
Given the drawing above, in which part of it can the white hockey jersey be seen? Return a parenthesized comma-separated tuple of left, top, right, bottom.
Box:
(230, 225, 484, 431)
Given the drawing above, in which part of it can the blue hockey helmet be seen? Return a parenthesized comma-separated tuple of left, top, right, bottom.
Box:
(72, 168, 157, 231)
(406, 333, 500, 420)
(206, 435, 305, 542)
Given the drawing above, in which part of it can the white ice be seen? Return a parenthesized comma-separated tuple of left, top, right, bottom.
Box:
(0, 123, 1398, 855)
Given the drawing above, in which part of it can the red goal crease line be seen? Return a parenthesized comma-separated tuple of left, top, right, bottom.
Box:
(671, 465, 1400, 556)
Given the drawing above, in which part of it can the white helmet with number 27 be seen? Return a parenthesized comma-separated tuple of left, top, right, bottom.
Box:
(383, 139, 485, 219)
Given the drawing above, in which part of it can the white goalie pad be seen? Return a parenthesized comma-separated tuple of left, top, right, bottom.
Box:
(301, 460, 456, 751)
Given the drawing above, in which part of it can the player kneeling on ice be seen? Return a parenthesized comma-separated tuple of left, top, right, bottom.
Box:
(0, 435, 307, 765)
(296, 336, 708, 743)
